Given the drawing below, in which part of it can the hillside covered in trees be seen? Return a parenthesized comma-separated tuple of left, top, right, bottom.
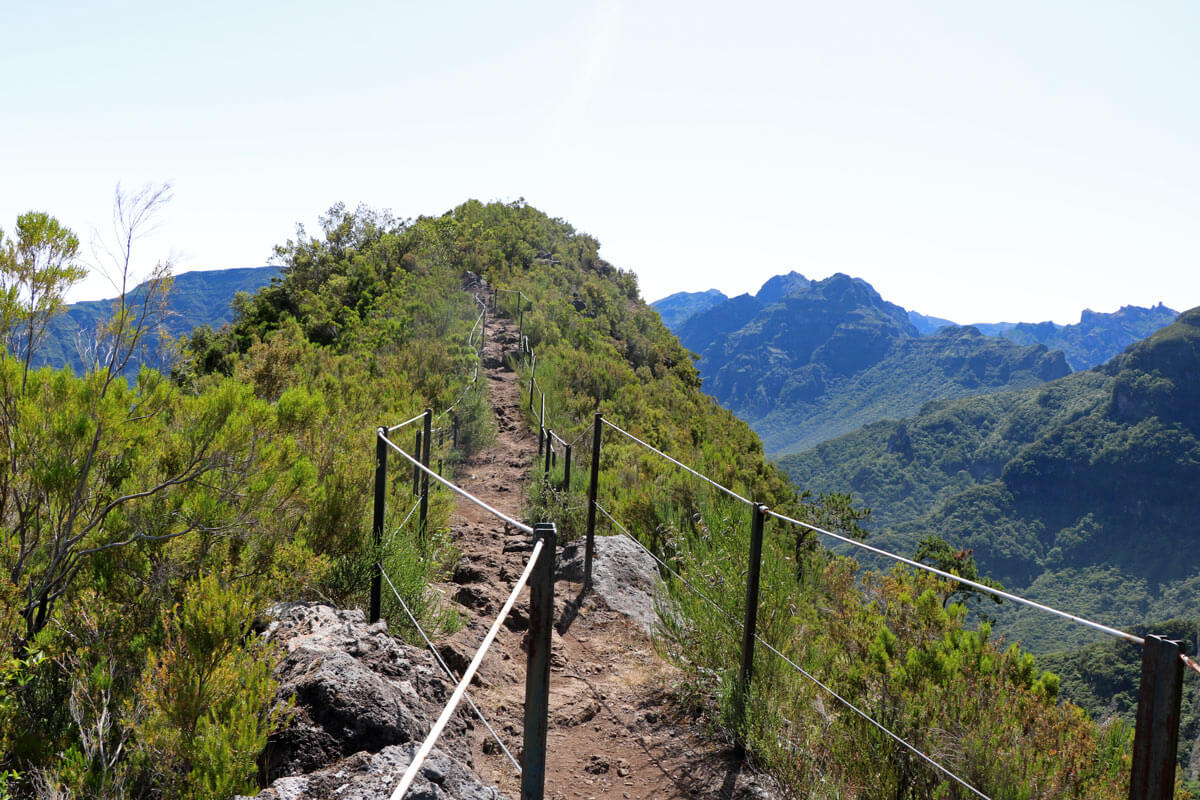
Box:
(782, 307, 1200, 654)
(0, 199, 1159, 798)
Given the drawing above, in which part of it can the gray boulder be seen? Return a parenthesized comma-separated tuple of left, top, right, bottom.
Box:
(246, 745, 503, 800)
(242, 602, 507, 800)
(557, 535, 660, 635)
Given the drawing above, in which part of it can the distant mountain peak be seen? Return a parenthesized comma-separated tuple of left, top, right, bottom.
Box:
(651, 288, 729, 330)
(755, 271, 810, 304)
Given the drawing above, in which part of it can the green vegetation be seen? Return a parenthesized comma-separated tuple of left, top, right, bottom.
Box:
(0, 195, 1163, 798)
(479, 213, 1136, 797)
(1038, 618, 1200, 790)
(0, 197, 489, 797)
(782, 308, 1200, 654)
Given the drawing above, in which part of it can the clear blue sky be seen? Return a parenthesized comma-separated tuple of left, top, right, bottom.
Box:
(3, 1, 1197, 324)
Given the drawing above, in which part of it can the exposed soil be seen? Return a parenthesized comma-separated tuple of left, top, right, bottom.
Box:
(433, 312, 785, 800)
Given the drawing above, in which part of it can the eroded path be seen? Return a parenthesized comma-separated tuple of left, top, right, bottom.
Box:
(435, 314, 782, 800)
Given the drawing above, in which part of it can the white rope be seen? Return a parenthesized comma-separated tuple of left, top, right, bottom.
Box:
(601, 419, 752, 506)
(389, 538, 546, 799)
(594, 503, 991, 799)
(388, 412, 428, 433)
(380, 433, 533, 534)
(379, 567, 522, 774)
(385, 498, 422, 548)
(764, 509, 1144, 645)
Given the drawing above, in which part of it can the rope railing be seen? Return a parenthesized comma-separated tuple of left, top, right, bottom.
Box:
(388, 295, 487, 432)
(593, 501, 992, 800)
(390, 538, 546, 799)
(380, 432, 533, 535)
(601, 418, 752, 506)
(492, 285, 1197, 796)
(763, 508, 1144, 645)
(434, 363, 481, 423)
(387, 411, 428, 434)
(384, 497, 422, 548)
(596, 414, 1144, 647)
(581, 407, 1192, 793)
(379, 567, 522, 774)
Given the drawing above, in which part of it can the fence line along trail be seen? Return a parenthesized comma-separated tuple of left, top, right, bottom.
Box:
(433, 309, 785, 800)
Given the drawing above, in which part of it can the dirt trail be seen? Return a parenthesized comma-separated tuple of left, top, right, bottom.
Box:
(435, 314, 780, 800)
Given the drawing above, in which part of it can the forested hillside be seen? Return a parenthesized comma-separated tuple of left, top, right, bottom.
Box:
(782, 307, 1200, 653)
(669, 272, 1068, 454)
(0, 200, 1153, 798)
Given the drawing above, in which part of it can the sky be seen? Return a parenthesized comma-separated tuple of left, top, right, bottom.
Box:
(2, 1, 1197, 324)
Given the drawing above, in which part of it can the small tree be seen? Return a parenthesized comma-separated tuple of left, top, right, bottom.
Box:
(0, 184, 250, 644)
(0, 211, 87, 390)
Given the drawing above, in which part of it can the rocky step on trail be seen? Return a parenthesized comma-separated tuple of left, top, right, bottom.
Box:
(246, 313, 785, 800)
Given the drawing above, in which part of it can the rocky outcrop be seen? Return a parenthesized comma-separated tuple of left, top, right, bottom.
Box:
(557, 535, 660, 636)
(249, 746, 502, 800)
(240, 603, 507, 800)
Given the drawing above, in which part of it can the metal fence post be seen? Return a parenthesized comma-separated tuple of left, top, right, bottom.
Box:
(538, 426, 544, 457)
(544, 430, 553, 476)
(419, 408, 432, 540)
(452, 415, 459, 449)
(412, 429, 422, 497)
(563, 444, 572, 492)
(584, 412, 603, 591)
(1129, 634, 1185, 800)
(370, 427, 387, 623)
(733, 503, 767, 758)
(522, 522, 556, 800)
(518, 300, 524, 344)
(529, 354, 536, 416)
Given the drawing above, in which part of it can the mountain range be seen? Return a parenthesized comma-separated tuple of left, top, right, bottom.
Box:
(654, 273, 1177, 455)
(781, 306, 1200, 653)
(34, 266, 280, 373)
(658, 272, 1068, 454)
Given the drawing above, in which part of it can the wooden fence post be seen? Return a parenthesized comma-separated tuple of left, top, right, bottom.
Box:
(369, 427, 387, 623)
(584, 412, 603, 591)
(733, 503, 767, 758)
(522, 523, 556, 800)
(1129, 634, 1185, 800)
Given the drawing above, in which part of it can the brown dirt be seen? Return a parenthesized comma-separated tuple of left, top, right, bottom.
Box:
(434, 314, 785, 800)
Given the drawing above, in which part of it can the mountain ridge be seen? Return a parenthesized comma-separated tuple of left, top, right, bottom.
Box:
(780, 306, 1200, 653)
(34, 265, 281, 373)
(664, 271, 1070, 454)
